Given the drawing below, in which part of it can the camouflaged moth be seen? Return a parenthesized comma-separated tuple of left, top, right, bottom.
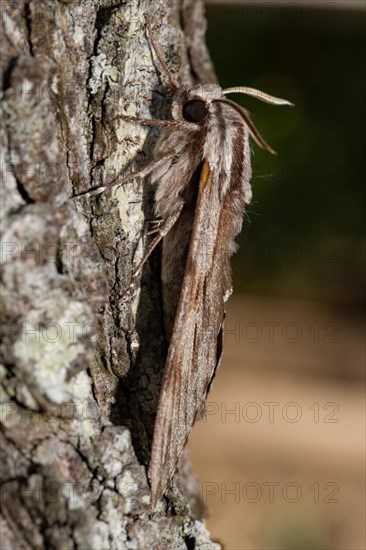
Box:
(77, 17, 292, 507)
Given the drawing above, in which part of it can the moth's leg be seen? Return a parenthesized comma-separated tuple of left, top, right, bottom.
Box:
(71, 152, 175, 200)
(147, 218, 163, 235)
(145, 16, 179, 92)
(123, 202, 184, 300)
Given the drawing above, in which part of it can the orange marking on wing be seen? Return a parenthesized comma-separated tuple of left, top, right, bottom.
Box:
(199, 160, 210, 192)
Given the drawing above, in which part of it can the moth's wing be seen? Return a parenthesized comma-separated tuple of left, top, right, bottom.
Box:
(149, 160, 233, 505)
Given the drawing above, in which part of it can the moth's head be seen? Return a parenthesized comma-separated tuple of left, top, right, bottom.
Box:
(171, 83, 222, 124)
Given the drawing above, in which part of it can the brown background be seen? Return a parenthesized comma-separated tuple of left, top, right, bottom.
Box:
(189, 296, 364, 549)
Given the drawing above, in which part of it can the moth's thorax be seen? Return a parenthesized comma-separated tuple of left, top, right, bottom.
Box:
(152, 79, 252, 218)
(171, 83, 223, 121)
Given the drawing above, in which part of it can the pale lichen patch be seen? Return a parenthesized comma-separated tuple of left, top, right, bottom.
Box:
(13, 297, 93, 404)
(89, 53, 119, 95)
(100, 430, 132, 478)
(98, 490, 128, 545)
(63, 482, 85, 510)
(117, 469, 138, 514)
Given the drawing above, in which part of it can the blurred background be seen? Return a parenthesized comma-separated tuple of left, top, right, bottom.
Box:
(188, 2, 365, 549)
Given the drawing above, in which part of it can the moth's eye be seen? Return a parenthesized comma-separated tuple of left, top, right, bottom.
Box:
(182, 99, 208, 123)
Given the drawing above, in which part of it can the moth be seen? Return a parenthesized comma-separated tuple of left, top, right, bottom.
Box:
(77, 18, 292, 506)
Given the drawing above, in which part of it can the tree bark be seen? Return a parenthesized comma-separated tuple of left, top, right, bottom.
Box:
(0, 1, 220, 548)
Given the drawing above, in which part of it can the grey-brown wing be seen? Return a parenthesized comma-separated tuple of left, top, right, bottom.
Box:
(149, 160, 233, 505)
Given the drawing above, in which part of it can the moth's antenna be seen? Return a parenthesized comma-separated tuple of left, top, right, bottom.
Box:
(146, 16, 179, 92)
(214, 98, 277, 155)
(223, 86, 294, 107)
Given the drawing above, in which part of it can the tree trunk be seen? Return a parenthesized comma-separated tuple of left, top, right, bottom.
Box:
(0, 1, 220, 548)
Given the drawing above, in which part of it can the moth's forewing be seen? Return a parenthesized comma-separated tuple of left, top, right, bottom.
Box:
(149, 161, 232, 505)
(148, 89, 254, 505)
